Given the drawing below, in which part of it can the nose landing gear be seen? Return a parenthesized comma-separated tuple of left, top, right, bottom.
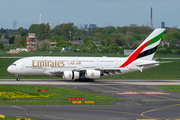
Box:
(16, 75, 20, 81)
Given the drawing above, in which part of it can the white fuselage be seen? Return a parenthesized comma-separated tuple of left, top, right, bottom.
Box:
(7, 56, 158, 78)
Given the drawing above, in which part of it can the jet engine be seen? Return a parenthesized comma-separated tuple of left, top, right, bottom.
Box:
(63, 71, 79, 80)
(85, 70, 100, 79)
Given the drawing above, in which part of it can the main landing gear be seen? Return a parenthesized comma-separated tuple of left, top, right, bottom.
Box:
(75, 78, 95, 82)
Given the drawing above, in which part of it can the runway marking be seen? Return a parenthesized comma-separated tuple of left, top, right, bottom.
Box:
(11, 106, 26, 110)
(141, 103, 180, 117)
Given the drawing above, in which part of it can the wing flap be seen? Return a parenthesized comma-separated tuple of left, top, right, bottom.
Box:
(95, 68, 130, 71)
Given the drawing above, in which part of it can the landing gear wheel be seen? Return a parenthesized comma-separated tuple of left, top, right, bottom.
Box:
(16, 78, 20, 81)
(87, 79, 95, 82)
(77, 78, 95, 82)
(16, 74, 20, 81)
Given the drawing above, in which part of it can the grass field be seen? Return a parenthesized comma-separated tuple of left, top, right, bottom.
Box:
(0, 85, 122, 105)
(1, 58, 180, 80)
(156, 85, 180, 92)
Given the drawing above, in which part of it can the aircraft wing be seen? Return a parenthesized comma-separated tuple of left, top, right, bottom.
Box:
(95, 68, 131, 76)
(95, 68, 129, 71)
(48, 67, 130, 77)
(72, 67, 130, 71)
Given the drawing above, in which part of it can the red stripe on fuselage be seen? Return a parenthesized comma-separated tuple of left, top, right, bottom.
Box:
(120, 40, 150, 67)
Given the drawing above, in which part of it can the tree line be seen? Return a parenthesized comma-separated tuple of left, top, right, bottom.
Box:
(0, 23, 180, 54)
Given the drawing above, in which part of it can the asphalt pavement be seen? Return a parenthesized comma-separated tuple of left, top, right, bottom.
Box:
(0, 80, 180, 120)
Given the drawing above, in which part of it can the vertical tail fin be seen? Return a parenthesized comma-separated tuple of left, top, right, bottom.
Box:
(120, 28, 165, 67)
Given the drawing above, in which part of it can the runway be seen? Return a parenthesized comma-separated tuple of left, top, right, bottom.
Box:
(0, 80, 180, 120)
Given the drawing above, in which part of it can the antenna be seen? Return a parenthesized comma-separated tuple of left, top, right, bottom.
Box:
(40, 13, 42, 24)
(13, 20, 16, 30)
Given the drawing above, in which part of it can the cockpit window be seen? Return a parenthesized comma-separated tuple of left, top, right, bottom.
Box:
(12, 64, 16, 66)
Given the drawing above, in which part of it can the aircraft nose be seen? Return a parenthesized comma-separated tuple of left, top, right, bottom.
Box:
(7, 66, 14, 74)
(7, 66, 11, 73)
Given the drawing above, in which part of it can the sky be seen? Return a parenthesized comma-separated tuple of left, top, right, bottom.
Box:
(0, 0, 179, 29)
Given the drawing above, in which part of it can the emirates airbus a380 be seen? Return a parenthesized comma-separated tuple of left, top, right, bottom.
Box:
(7, 28, 168, 81)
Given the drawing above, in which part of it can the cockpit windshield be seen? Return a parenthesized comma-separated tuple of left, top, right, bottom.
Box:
(12, 64, 16, 66)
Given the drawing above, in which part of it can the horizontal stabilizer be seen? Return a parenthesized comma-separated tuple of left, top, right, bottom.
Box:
(136, 61, 172, 67)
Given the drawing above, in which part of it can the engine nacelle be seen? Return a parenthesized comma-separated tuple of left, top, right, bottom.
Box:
(63, 71, 79, 80)
(85, 70, 101, 79)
